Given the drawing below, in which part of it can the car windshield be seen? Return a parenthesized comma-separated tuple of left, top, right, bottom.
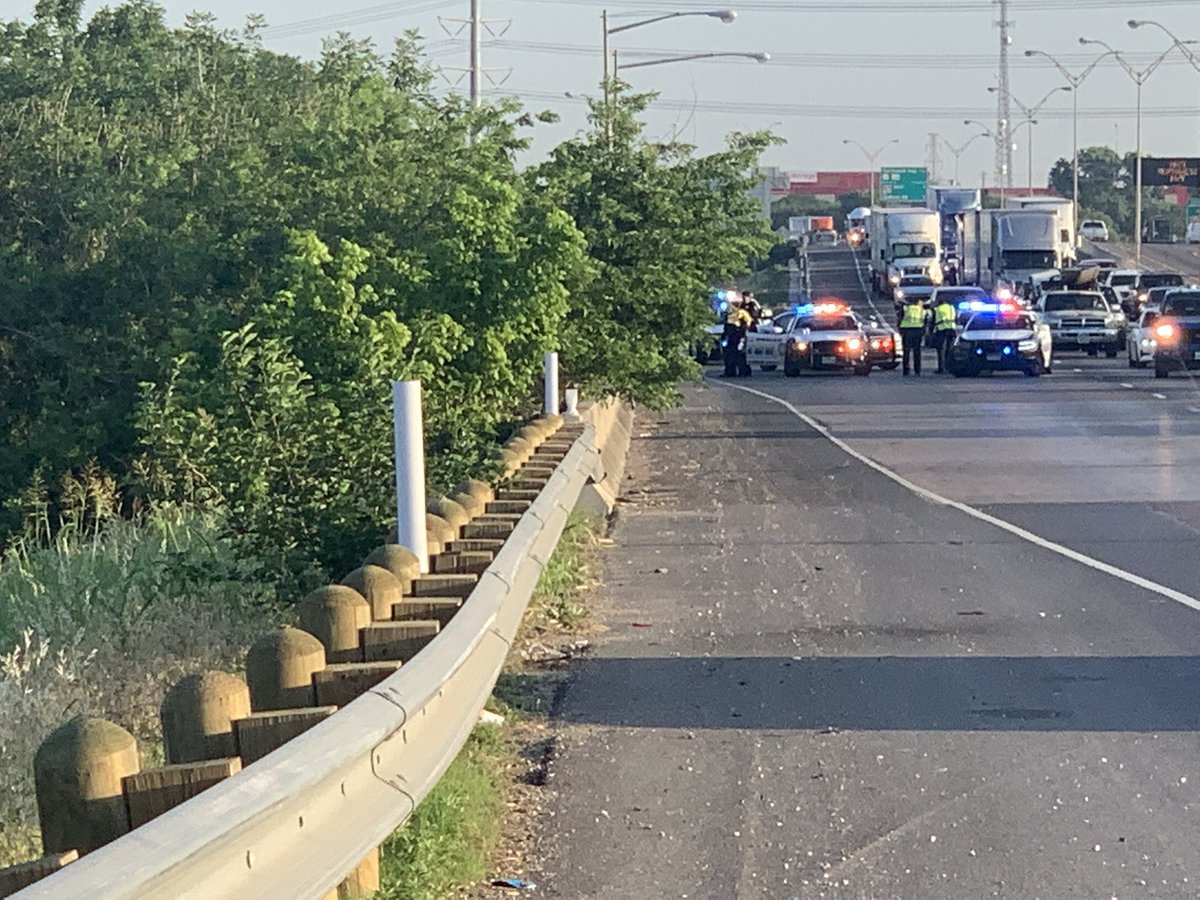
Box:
(802, 316, 858, 332)
(1140, 273, 1184, 288)
(892, 242, 936, 258)
(1163, 293, 1200, 316)
(1044, 293, 1107, 312)
(1109, 273, 1137, 287)
(967, 313, 1033, 332)
(1082, 221, 1103, 228)
(1002, 250, 1057, 270)
(934, 288, 986, 303)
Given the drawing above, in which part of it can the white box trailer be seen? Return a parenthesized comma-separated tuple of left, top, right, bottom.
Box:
(1009, 196, 1076, 265)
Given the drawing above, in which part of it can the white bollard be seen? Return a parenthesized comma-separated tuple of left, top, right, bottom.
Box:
(392, 381, 429, 574)
(564, 388, 579, 418)
(544, 351, 559, 415)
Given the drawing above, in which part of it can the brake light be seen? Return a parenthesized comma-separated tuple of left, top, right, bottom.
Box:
(1155, 322, 1177, 341)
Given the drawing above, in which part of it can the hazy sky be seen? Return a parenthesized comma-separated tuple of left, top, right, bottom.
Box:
(7, 0, 1200, 188)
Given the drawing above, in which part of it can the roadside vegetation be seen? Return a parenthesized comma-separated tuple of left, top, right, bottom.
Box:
(0, 0, 767, 870)
(380, 512, 607, 894)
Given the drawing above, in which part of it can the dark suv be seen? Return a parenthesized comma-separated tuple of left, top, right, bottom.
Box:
(1153, 290, 1200, 379)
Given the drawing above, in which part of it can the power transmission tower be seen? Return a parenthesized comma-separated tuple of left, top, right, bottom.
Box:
(439, 0, 511, 107)
(995, 0, 1013, 192)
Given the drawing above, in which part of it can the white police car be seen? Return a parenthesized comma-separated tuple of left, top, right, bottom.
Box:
(783, 302, 872, 377)
(948, 306, 1053, 377)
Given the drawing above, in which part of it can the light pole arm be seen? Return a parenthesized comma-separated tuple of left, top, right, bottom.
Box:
(617, 51, 767, 71)
(607, 9, 734, 35)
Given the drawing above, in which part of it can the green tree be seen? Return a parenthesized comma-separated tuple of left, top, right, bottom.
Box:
(533, 89, 773, 407)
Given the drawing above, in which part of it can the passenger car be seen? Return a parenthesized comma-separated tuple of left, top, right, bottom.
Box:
(1131, 272, 1185, 315)
(1102, 268, 1140, 308)
(860, 316, 900, 370)
(1127, 309, 1160, 368)
(1152, 290, 1200, 378)
(1187, 222, 1200, 244)
(783, 305, 871, 377)
(1036, 290, 1124, 357)
(948, 310, 1053, 377)
(1080, 220, 1110, 242)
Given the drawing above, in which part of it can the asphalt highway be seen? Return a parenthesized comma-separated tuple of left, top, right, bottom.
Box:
(535, 244, 1200, 898)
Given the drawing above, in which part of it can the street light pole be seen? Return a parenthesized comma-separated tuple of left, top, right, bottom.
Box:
(1080, 36, 1183, 264)
(987, 85, 1070, 197)
(843, 138, 900, 207)
(940, 133, 988, 185)
(1024, 49, 1115, 248)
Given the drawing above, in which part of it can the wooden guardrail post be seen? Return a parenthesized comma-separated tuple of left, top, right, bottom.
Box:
(426, 513, 456, 556)
(34, 716, 140, 855)
(0, 850, 78, 895)
(298, 586, 372, 664)
(363, 544, 421, 594)
(343, 565, 403, 620)
(452, 478, 494, 518)
(246, 627, 327, 710)
(160, 671, 251, 764)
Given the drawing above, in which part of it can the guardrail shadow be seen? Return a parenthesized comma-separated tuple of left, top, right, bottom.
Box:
(558, 655, 1200, 732)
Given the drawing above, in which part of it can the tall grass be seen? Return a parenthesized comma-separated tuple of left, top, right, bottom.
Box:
(0, 504, 288, 867)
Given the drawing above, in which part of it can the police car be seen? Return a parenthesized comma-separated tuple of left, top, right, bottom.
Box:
(783, 302, 872, 377)
(948, 305, 1053, 377)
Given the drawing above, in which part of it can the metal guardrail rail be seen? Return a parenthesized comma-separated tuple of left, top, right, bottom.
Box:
(18, 426, 603, 899)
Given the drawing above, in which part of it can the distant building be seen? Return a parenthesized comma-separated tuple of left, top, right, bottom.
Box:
(784, 172, 873, 200)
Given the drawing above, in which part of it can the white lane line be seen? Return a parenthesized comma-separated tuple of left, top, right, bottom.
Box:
(1152, 393, 1167, 400)
(1072, 368, 1082, 373)
(1120, 383, 1134, 389)
(716, 380, 1200, 614)
(1189, 406, 1200, 414)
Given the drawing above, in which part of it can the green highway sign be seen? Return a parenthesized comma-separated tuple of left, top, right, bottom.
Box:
(879, 166, 928, 205)
(1187, 199, 1200, 220)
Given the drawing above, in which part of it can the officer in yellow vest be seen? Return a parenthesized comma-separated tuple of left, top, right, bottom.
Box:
(897, 296, 931, 376)
(931, 294, 958, 374)
(722, 298, 754, 377)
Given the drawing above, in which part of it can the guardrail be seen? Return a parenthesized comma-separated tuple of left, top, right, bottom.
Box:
(8, 415, 612, 899)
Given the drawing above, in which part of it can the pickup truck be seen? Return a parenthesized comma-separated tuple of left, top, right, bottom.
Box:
(1152, 289, 1200, 379)
(1036, 290, 1124, 357)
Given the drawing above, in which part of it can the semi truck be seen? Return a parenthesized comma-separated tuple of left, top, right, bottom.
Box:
(925, 186, 982, 284)
(1009, 196, 1076, 266)
(958, 208, 1068, 292)
(868, 207, 943, 297)
(845, 206, 871, 247)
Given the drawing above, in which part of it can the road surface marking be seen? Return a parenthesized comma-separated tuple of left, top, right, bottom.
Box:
(1120, 383, 1134, 389)
(717, 380, 1200, 615)
(1152, 393, 1167, 400)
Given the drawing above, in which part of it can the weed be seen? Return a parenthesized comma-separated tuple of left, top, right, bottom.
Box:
(526, 512, 604, 632)
(0, 505, 287, 867)
(377, 725, 510, 900)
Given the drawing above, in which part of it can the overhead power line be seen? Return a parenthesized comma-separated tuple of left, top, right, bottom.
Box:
(511, 0, 1197, 12)
(513, 89, 1199, 121)
(262, 0, 459, 40)
(471, 40, 1199, 70)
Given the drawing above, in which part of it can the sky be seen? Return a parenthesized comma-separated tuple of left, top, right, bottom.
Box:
(6, 0, 1200, 189)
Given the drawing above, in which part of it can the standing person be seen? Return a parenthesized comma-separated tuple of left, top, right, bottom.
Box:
(742, 290, 763, 330)
(722, 297, 753, 377)
(931, 294, 957, 374)
(898, 296, 930, 376)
